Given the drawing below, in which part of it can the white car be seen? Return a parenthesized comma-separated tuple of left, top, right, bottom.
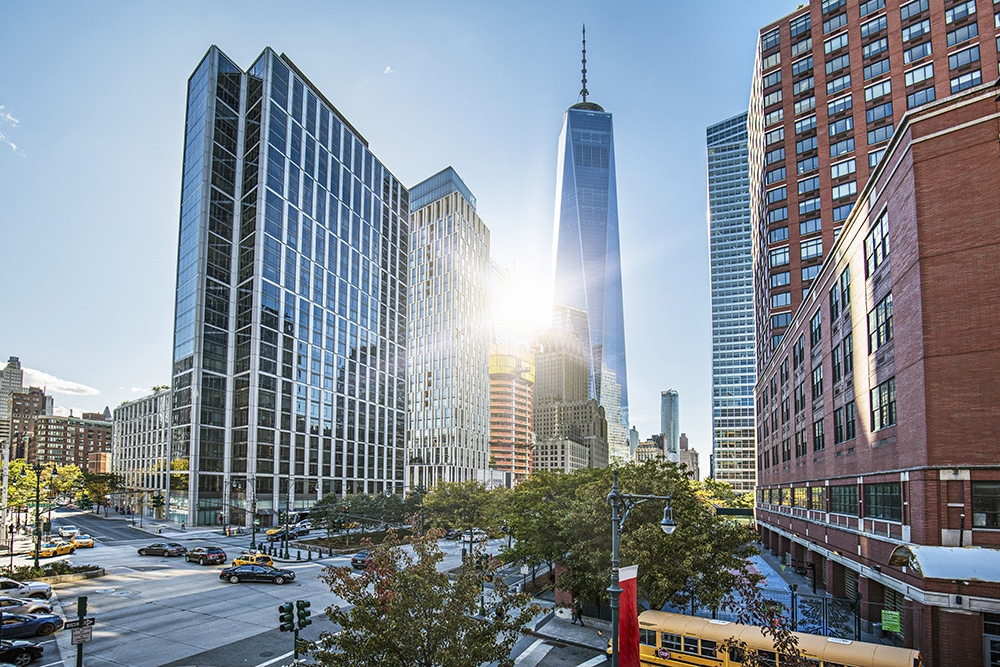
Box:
(0, 578, 52, 600)
(0, 596, 52, 614)
(461, 529, 489, 544)
(57, 525, 79, 539)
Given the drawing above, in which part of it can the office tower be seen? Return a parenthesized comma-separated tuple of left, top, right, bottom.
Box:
(755, 84, 1000, 662)
(629, 425, 639, 456)
(170, 47, 409, 527)
(488, 344, 535, 484)
(32, 411, 112, 470)
(113, 387, 171, 520)
(551, 29, 629, 461)
(633, 439, 665, 463)
(0, 356, 25, 448)
(749, 0, 998, 372)
(659, 389, 679, 462)
(678, 433, 700, 481)
(706, 113, 756, 494)
(406, 167, 490, 489)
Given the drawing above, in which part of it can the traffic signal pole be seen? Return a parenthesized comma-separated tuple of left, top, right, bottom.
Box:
(279, 599, 311, 662)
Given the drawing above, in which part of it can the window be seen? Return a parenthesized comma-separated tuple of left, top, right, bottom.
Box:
(764, 90, 783, 107)
(769, 226, 789, 243)
(868, 292, 894, 352)
(865, 78, 892, 101)
(770, 247, 790, 268)
(797, 136, 819, 154)
(799, 176, 820, 194)
(833, 202, 854, 222)
(825, 33, 850, 53)
(762, 52, 781, 71)
(811, 364, 824, 400)
(802, 237, 823, 260)
(840, 266, 851, 310)
(771, 291, 792, 308)
(834, 406, 845, 442)
(902, 19, 931, 42)
(802, 265, 821, 282)
(766, 166, 787, 184)
(771, 271, 791, 288)
(797, 156, 819, 174)
(811, 486, 827, 511)
(900, 0, 928, 20)
(799, 197, 821, 215)
(793, 335, 806, 368)
(947, 22, 978, 46)
(793, 56, 814, 77)
(860, 0, 886, 16)
(832, 344, 843, 382)
(907, 87, 936, 109)
(762, 28, 781, 52)
(827, 74, 852, 95)
(767, 186, 787, 204)
(800, 218, 821, 235)
(866, 101, 893, 123)
(951, 69, 982, 92)
(764, 71, 783, 90)
(905, 63, 934, 86)
(792, 37, 813, 57)
(810, 310, 823, 345)
(831, 158, 857, 178)
(861, 15, 887, 38)
(661, 632, 683, 651)
(946, 0, 977, 24)
(791, 14, 812, 37)
(766, 108, 785, 126)
(863, 37, 889, 58)
(796, 115, 817, 134)
(829, 117, 854, 136)
(972, 482, 1000, 528)
(864, 58, 891, 79)
(823, 13, 848, 33)
(795, 429, 808, 458)
(794, 76, 816, 95)
(813, 419, 826, 451)
(828, 94, 853, 115)
(823, 0, 847, 13)
(768, 207, 789, 223)
(833, 181, 858, 199)
(845, 400, 857, 438)
(904, 41, 933, 63)
(864, 482, 902, 521)
(949, 45, 980, 70)
(871, 376, 897, 429)
(830, 485, 858, 515)
(766, 147, 786, 165)
(869, 148, 886, 167)
(795, 96, 816, 115)
(826, 54, 851, 74)
(867, 124, 894, 145)
(830, 137, 855, 158)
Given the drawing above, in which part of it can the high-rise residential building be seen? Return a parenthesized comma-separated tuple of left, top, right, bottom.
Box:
(406, 167, 490, 489)
(113, 387, 171, 520)
(659, 389, 680, 462)
(0, 357, 25, 448)
(707, 113, 757, 495)
(488, 344, 535, 484)
(749, 0, 998, 372)
(33, 411, 112, 470)
(678, 433, 700, 481)
(170, 46, 409, 526)
(7, 387, 52, 460)
(755, 83, 1000, 665)
(551, 30, 629, 462)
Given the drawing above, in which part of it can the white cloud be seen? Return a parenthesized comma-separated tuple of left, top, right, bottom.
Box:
(383, 65, 395, 75)
(23, 368, 100, 396)
(0, 105, 23, 155)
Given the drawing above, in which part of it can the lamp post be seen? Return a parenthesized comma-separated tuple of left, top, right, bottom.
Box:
(606, 469, 676, 667)
(29, 463, 57, 569)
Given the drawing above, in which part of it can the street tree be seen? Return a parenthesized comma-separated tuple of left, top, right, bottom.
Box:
(421, 479, 495, 533)
(81, 472, 124, 516)
(308, 530, 540, 667)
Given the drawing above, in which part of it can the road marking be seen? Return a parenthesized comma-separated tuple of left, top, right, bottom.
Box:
(576, 655, 607, 667)
(514, 638, 551, 666)
(255, 650, 294, 667)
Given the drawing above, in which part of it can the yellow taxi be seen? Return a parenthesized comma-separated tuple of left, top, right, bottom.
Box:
(71, 534, 95, 548)
(232, 551, 274, 567)
(31, 541, 77, 558)
(264, 525, 288, 536)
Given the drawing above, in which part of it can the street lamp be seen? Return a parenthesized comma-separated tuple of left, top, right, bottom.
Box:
(28, 463, 58, 569)
(606, 469, 676, 667)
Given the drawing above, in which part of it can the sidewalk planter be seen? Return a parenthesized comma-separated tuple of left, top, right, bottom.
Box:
(39, 568, 105, 584)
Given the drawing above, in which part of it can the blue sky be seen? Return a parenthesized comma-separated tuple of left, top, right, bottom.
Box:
(0, 0, 797, 477)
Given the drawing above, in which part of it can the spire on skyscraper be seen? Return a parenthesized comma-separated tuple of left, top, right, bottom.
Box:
(580, 24, 589, 103)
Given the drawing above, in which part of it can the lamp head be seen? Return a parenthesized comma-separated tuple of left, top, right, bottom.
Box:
(660, 498, 677, 535)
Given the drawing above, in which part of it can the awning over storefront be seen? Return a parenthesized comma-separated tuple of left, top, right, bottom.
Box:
(888, 545, 1000, 582)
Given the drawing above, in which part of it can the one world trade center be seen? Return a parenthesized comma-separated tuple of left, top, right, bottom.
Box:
(551, 27, 629, 461)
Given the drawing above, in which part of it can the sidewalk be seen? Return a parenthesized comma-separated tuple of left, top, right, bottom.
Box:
(531, 603, 610, 652)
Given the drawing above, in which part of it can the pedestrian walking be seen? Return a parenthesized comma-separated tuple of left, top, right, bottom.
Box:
(572, 600, 585, 626)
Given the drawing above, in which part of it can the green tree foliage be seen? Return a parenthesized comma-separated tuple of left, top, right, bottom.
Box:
(81, 472, 124, 513)
(697, 477, 755, 508)
(421, 480, 496, 532)
(308, 530, 539, 667)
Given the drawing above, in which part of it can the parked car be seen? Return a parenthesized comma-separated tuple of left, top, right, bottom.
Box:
(70, 535, 94, 548)
(0, 598, 51, 615)
(219, 564, 295, 585)
(0, 580, 50, 601)
(185, 547, 227, 565)
(56, 526, 78, 539)
(350, 550, 372, 570)
(0, 613, 64, 638)
(232, 551, 273, 567)
(0, 638, 43, 666)
(29, 542, 75, 559)
(461, 529, 488, 544)
(443, 528, 461, 540)
(137, 543, 184, 557)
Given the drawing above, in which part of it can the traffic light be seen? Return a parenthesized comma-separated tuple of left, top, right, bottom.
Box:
(151, 494, 164, 508)
(296, 599, 311, 627)
(278, 602, 295, 632)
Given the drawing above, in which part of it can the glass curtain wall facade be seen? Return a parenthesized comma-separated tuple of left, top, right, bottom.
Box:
(171, 46, 409, 527)
(706, 112, 756, 494)
(659, 388, 680, 463)
(406, 168, 490, 489)
(551, 102, 629, 462)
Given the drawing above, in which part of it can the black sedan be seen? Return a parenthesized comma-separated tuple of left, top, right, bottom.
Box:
(0, 612, 64, 638)
(351, 550, 372, 569)
(185, 547, 227, 565)
(0, 638, 43, 666)
(137, 543, 185, 557)
(219, 564, 295, 585)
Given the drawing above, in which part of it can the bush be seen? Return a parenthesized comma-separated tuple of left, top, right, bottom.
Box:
(1, 562, 101, 580)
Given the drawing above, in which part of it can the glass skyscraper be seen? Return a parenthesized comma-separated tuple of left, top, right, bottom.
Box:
(551, 93, 629, 462)
(170, 46, 409, 526)
(659, 388, 680, 463)
(706, 112, 755, 494)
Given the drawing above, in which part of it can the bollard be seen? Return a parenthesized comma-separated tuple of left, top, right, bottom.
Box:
(297, 550, 302, 561)
(307, 550, 312, 561)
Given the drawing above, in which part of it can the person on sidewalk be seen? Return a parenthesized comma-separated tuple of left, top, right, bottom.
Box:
(571, 600, 585, 626)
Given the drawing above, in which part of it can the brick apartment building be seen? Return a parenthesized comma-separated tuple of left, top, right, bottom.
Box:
(755, 84, 1000, 664)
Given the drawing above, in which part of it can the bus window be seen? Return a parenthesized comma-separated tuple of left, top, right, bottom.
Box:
(759, 650, 777, 667)
(701, 639, 717, 657)
(729, 646, 746, 664)
(683, 636, 699, 654)
(661, 632, 682, 651)
(639, 628, 657, 646)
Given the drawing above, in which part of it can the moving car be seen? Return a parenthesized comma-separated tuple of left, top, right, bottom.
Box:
(461, 529, 489, 544)
(185, 547, 227, 565)
(231, 551, 273, 567)
(0, 638, 44, 666)
(0, 580, 50, 601)
(0, 598, 51, 615)
(265, 526, 308, 542)
(29, 542, 75, 559)
(137, 543, 184, 557)
(219, 564, 295, 585)
(350, 550, 372, 570)
(0, 613, 64, 638)
(70, 534, 94, 548)
(56, 526, 78, 539)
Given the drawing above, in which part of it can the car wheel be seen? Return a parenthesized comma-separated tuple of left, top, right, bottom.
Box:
(29, 592, 47, 599)
(229, 575, 241, 584)
(11, 650, 32, 666)
(273, 576, 285, 585)
(139, 549, 147, 556)
(200, 558, 207, 565)
(36, 622, 56, 636)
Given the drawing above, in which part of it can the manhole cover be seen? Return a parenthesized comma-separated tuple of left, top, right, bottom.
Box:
(94, 588, 116, 593)
(111, 591, 134, 596)
(258, 652, 275, 658)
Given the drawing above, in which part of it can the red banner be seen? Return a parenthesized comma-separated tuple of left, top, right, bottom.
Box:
(620, 565, 640, 667)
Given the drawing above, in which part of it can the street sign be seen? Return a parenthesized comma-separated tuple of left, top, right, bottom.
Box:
(64, 617, 96, 629)
(71, 626, 93, 644)
(520, 565, 529, 575)
(882, 609, 902, 632)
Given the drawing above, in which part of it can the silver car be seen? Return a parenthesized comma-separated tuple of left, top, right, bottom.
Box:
(0, 596, 51, 614)
(0, 578, 52, 600)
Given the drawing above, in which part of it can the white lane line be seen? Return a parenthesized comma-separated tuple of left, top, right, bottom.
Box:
(255, 651, 295, 667)
(514, 638, 552, 666)
(576, 655, 607, 667)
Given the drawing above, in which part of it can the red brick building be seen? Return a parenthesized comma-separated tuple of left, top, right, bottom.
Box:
(755, 84, 1000, 665)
